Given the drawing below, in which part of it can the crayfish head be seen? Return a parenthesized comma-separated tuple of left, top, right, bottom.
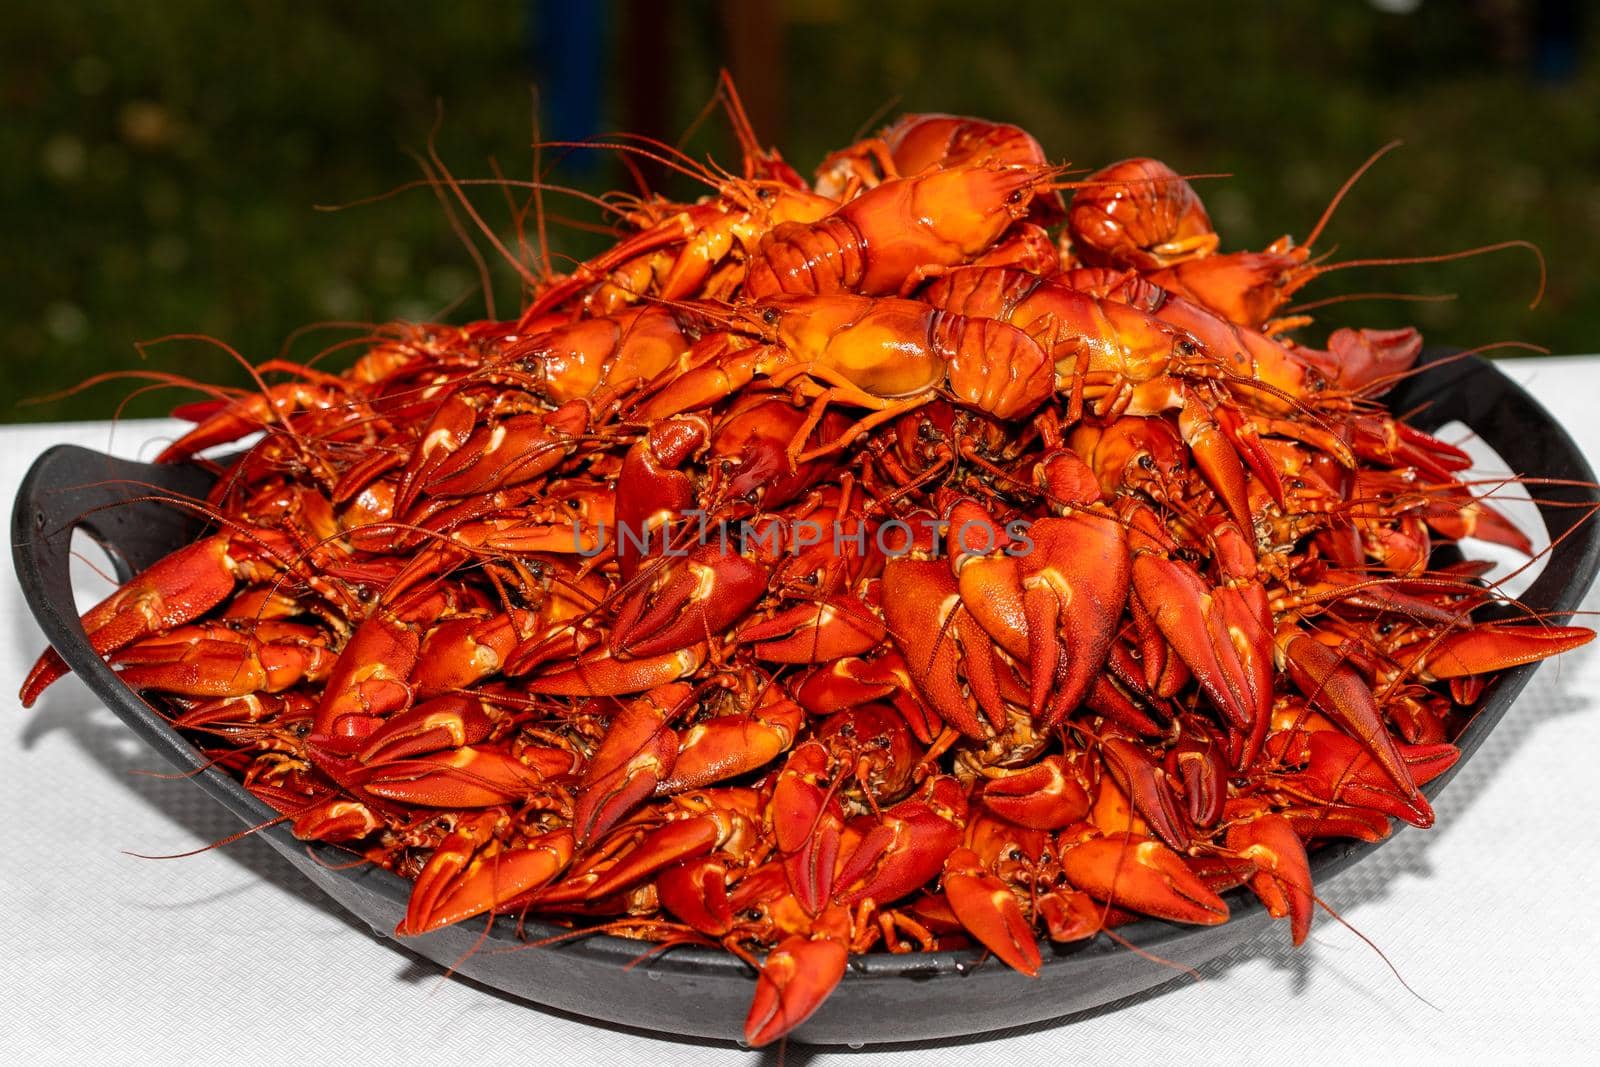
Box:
(814, 703, 919, 807)
(918, 163, 1068, 255)
(1068, 157, 1217, 271)
(1152, 248, 1313, 331)
(1069, 416, 1186, 500)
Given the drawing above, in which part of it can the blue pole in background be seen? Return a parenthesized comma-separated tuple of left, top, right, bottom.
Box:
(527, 1, 606, 171)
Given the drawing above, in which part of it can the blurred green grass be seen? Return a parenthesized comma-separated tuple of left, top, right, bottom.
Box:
(3, 0, 1596, 423)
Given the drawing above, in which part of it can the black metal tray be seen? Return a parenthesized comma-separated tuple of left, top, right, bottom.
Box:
(13, 348, 1600, 1045)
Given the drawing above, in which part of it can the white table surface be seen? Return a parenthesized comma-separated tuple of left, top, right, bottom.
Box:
(4, 358, 1599, 1065)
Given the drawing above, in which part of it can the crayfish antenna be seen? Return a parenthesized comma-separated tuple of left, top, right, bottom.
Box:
(716, 69, 803, 188)
(1302, 139, 1404, 249)
(121, 810, 293, 860)
(1318, 239, 1547, 311)
(1284, 290, 1457, 316)
(1313, 893, 1439, 1011)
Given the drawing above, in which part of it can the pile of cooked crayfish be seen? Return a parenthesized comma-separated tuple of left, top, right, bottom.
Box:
(21, 94, 1593, 1046)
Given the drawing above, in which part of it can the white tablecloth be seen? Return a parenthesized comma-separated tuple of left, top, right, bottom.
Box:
(4, 359, 1598, 1065)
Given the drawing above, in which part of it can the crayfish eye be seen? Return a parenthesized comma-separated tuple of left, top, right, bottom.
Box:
(1138, 454, 1155, 470)
(1006, 189, 1025, 205)
(1176, 340, 1198, 358)
(756, 187, 774, 200)
(761, 307, 780, 325)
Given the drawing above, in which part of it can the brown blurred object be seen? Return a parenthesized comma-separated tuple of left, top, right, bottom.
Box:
(721, 0, 786, 151)
(620, 4, 671, 137)
(619, 1, 786, 191)
(621, 0, 672, 189)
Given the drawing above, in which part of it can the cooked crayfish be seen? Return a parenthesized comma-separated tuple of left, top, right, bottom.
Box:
(20, 80, 1590, 1047)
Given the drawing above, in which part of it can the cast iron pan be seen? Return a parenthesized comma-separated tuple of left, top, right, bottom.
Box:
(13, 348, 1600, 1045)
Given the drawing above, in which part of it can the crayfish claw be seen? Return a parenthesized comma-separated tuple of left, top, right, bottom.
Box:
(942, 848, 1042, 976)
(1059, 834, 1229, 926)
(745, 934, 849, 1047)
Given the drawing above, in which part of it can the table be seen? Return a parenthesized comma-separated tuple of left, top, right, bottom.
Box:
(4, 358, 1598, 1064)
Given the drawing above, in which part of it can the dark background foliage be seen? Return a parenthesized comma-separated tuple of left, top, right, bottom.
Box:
(3, 0, 1593, 422)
